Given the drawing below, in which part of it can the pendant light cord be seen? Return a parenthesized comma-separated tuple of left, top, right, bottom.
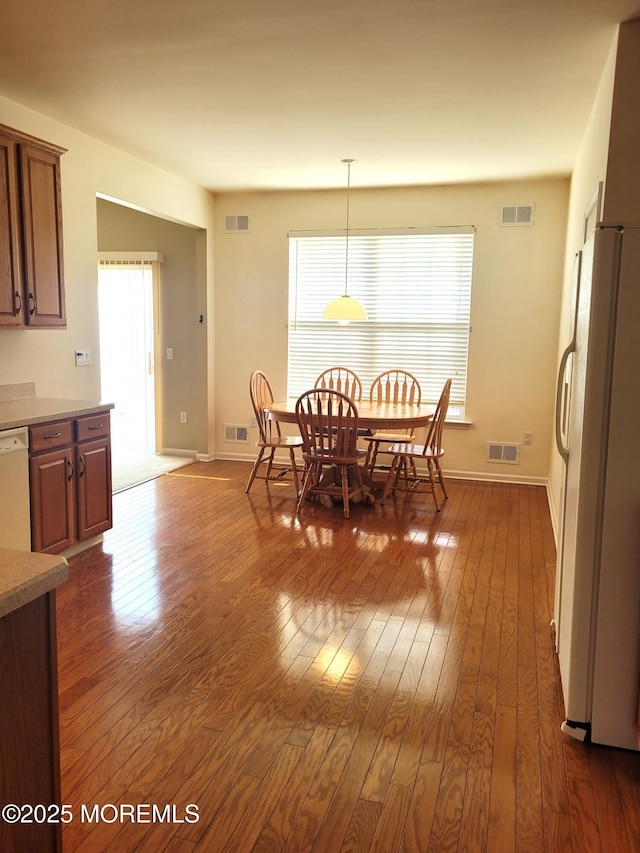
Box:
(321, 158, 367, 321)
(344, 159, 353, 297)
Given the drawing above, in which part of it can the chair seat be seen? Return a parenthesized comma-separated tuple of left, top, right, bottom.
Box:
(246, 370, 303, 495)
(259, 435, 304, 449)
(364, 369, 421, 478)
(304, 447, 367, 465)
(364, 433, 416, 479)
(381, 378, 451, 511)
(386, 441, 444, 458)
(296, 388, 367, 518)
(365, 430, 414, 443)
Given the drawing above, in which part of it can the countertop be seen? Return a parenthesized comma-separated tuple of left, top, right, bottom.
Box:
(0, 397, 114, 432)
(0, 548, 68, 618)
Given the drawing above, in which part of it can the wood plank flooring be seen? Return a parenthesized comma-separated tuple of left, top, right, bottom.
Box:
(55, 461, 640, 851)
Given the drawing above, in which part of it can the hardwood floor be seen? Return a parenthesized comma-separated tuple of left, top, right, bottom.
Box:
(56, 461, 640, 852)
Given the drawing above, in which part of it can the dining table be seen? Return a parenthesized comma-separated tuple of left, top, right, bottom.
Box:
(266, 398, 434, 506)
(267, 399, 434, 432)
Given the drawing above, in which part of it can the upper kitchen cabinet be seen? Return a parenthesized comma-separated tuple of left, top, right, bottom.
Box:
(0, 130, 22, 326)
(0, 124, 67, 329)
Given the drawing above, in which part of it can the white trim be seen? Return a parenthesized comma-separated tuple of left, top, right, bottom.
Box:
(216, 450, 257, 464)
(546, 481, 560, 547)
(213, 452, 549, 488)
(445, 469, 548, 487)
(98, 251, 164, 263)
(159, 447, 197, 458)
(289, 225, 475, 238)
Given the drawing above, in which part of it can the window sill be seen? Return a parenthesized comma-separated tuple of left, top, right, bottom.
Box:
(444, 418, 473, 429)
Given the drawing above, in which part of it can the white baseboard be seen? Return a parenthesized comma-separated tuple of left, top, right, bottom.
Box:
(214, 450, 255, 463)
(546, 482, 560, 547)
(445, 468, 549, 487)
(160, 447, 198, 458)
(212, 452, 549, 489)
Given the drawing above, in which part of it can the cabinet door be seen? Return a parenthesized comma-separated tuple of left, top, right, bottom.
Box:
(19, 143, 66, 327)
(76, 438, 112, 540)
(0, 132, 23, 326)
(30, 447, 75, 553)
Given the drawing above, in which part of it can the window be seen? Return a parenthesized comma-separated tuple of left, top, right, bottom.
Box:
(288, 226, 474, 417)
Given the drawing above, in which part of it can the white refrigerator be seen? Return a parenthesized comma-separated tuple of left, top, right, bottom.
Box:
(554, 222, 640, 751)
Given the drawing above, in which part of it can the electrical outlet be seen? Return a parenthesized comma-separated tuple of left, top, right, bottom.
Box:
(180, 411, 187, 423)
(166, 348, 174, 360)
(523, 431, 533, 446)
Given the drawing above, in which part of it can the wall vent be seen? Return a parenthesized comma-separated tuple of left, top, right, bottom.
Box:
(487, 442, 520, 464)
(224, 424, 250, 443)
(224, 214, 250, 233)
(500, 204, 534, 226)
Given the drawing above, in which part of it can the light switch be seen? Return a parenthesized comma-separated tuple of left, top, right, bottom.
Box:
(75, 349, 91, 366)
(166, 348, 174, 360)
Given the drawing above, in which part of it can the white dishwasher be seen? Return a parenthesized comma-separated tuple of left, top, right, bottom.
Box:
(0, 426, 31, 551)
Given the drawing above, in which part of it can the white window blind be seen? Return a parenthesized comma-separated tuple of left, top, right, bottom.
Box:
(288, 227, 474, 415)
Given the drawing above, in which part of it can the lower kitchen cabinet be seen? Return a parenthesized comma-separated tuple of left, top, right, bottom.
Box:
(29, 444, 75, 553)
(0, 590, 63, 852)
(0, 548, 67, 853)
(30, 411, 112, 554)
(76, 436, 112, 540)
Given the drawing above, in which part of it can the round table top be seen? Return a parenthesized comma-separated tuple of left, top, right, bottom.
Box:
(268, 399, 433, 431)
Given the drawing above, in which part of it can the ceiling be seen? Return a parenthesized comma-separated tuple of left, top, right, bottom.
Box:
(1, 0, 640, 192)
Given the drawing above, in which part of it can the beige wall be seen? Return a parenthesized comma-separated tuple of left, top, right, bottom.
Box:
(0, 96, 588, 486)
(215, 178, 569, 483)
(0, 96, 217, 457)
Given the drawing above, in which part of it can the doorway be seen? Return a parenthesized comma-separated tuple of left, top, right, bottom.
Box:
(98, 254, 168, 490)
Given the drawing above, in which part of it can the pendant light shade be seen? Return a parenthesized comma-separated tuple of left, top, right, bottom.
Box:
(322, 294, 368, 323)
(322, 159, 368, 323)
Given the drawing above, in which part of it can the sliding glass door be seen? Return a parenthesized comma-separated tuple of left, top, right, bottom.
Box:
(98, 257, 160, 456)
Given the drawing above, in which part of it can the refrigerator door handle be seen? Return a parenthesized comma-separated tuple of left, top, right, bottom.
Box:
(555, 250, 582, 464)
(555, 342, 574, 463)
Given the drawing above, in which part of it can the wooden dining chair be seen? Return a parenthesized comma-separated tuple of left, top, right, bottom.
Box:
(381, 378, 451, 510)
(315, 367, 371, 437)
(245, 370, 304, 494)
(363, 369, 422, 476)
(314, 367, 363, 401)
(295, 388, 368, 519)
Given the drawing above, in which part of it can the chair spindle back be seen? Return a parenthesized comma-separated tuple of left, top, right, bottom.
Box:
(370, 370, 421, 406)
(249, 370, 281, 443)
(315, 367, 363, 402)
(296, 389, 361, 461)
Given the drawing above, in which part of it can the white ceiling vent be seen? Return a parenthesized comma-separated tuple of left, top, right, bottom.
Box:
(225, 424, 249, 443)
(500, 204, 534, 226)
(225, 214, 250, 233)
(487, 442, 520, 464)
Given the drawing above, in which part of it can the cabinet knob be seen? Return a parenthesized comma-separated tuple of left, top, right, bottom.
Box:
(44, 432, 63, 440)
(14, 291, 22, 313)
(28, 292, 37, 315)
(67, 459, 74, 481)
(78, 456, 86, 477)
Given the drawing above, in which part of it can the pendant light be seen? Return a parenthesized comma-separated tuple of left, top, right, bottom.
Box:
(322, 159, 368, 323)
